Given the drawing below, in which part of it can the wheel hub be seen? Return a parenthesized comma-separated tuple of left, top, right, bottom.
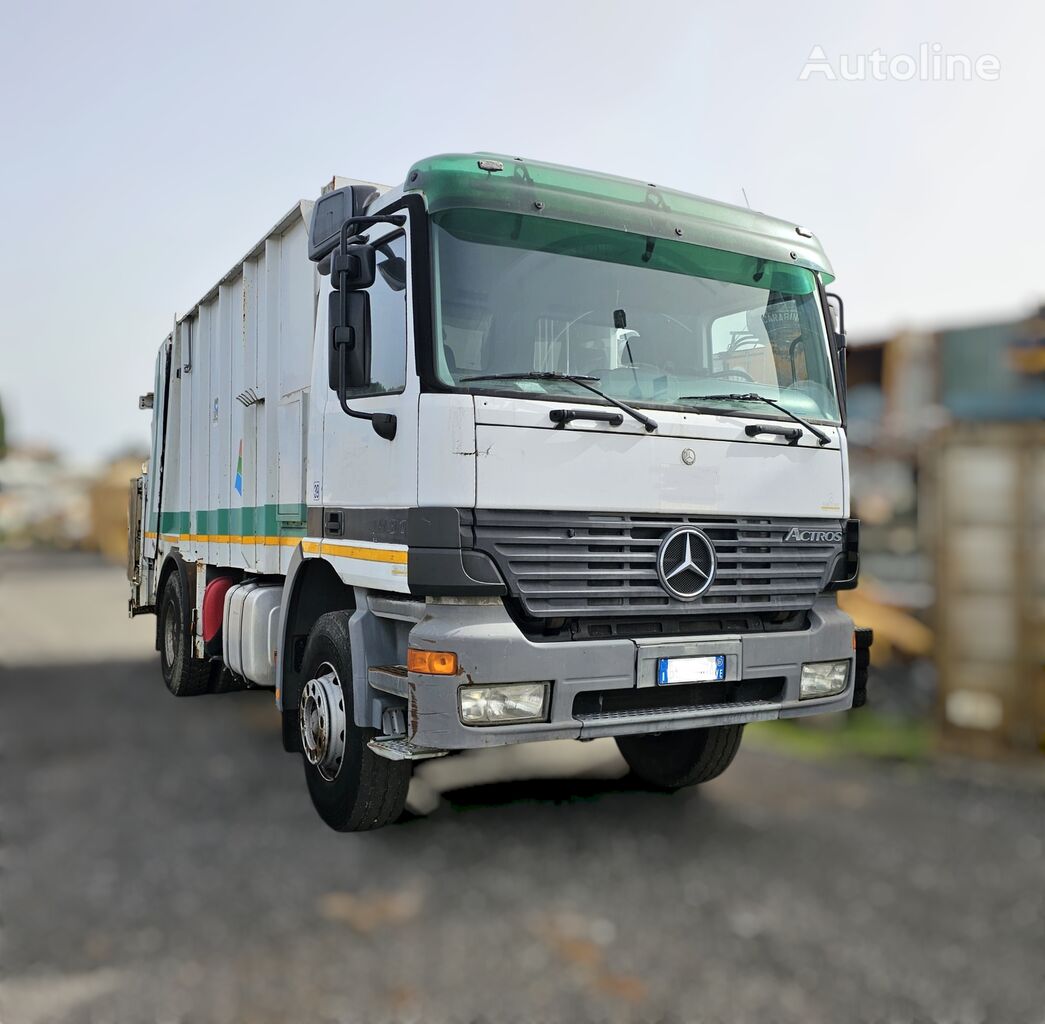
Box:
(299, 666, 347, 781)
(163, 601, 179, 665)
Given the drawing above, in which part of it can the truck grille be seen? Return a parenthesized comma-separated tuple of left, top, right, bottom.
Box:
(472, 511, 844, 621)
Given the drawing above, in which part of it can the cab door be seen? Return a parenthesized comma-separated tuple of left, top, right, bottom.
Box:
(319, 218, 417, 588)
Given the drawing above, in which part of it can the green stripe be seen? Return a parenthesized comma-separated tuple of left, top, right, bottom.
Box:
(159, 504, 307, 538)
(159, 510, 190, 534)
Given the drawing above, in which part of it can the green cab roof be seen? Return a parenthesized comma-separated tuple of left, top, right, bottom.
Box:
(403, 152, 834, 282)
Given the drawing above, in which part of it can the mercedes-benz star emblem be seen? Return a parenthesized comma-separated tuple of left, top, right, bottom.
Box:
(656, 527, 717, 600)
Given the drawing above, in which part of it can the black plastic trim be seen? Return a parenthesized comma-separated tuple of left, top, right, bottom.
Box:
(524, 610, 812, 644)
(852, 626, 873, 708)
(407, 547, 506, 596)
(306, 505, 474, 547)
(301, 504, 503, 596)
(407, 506, 471, 548)
(825, 518, 861, 591)
(307, 506, 409, 544)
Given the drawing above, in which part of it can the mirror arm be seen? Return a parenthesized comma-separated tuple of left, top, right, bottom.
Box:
(340, 214, 406, 257)
(335, 338, 397, 441)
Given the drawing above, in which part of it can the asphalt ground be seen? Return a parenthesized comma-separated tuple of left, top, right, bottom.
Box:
(1, 552, 1043, 1024)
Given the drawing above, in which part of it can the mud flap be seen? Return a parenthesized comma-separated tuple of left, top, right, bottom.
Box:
(852, 628, 874, 708)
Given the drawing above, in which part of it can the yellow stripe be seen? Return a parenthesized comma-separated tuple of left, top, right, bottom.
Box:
(311, 540, 408, 564)
(152, 533, 406, 563)
(155, 533, 303, 548)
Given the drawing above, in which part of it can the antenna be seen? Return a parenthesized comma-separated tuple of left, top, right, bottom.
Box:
(741, 187, 751, 209)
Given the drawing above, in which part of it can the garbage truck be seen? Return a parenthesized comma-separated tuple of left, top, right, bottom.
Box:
(128, 153, 872, 831)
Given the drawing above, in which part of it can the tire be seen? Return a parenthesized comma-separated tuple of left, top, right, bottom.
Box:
(615, 724, 744, 791)
(158, 570, 212, 697)
(298, 611, 410, 832)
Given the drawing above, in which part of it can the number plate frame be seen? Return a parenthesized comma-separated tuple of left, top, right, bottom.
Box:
(656, 654, 727, 686)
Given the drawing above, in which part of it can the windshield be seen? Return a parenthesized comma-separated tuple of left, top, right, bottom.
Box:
(430, 209, 840, 423)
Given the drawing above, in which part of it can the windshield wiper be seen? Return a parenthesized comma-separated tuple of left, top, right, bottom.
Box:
(461, 372, 658, 433)
(679, 392, 831, 446)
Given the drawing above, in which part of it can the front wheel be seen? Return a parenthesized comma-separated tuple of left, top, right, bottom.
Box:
(615, 724, 744, 790)
(298, 612, 410, 832)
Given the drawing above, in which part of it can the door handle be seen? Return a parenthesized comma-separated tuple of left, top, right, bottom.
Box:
(324, 510, 344, 537)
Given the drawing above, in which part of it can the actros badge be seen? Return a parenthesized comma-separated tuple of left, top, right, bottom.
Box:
(785, 527, 843, 543)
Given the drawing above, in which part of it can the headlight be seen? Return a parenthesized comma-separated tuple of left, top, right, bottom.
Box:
(800, 660, 850, 700)
(459, 682, 549, 725)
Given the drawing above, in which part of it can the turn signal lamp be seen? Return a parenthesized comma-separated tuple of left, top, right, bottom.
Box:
(407, 648, 459, 675)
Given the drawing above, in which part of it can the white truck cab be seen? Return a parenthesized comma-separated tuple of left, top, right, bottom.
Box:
(129, 153, 871, 831)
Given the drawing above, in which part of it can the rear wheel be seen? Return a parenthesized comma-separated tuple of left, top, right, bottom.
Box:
(298, 612, 410, 832)
(158, 570, 212, 697)
(615, 724, 744, 790)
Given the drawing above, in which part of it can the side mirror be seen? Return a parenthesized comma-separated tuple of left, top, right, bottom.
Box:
(328, 290, 371, 391)
(826, 292, 846, 344)
(318, 208, 404, 444)
(308, 185, 379, 262)
(826, 291, 847, 393)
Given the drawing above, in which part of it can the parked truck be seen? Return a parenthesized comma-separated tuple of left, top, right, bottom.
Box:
(129, 153, 871, 831)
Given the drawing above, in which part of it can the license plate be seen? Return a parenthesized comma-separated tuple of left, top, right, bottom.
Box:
(657, 655, 726, 685)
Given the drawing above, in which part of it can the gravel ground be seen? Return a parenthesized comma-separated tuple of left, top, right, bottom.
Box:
(2, 554, 1043, 1023)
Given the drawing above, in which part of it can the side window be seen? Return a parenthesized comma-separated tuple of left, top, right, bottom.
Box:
(347, 233, 407, 396)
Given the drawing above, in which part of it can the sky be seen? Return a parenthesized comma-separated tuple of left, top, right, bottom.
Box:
(1, 0, 1041, 464)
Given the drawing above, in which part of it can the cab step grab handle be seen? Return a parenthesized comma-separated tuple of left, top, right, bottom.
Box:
(744, 423, 802, 444)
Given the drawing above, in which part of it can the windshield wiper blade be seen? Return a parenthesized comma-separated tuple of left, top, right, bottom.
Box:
(461, 372, 658, 433)
(461, 371, 600, 383)
(679, 392, 831, 446)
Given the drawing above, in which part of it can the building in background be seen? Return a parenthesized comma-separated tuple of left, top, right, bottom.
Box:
(0, 446, 93, 549)
(0, 398, 147, 557)
(87, 456, 148, 562)
(847, 305, 1044, 756)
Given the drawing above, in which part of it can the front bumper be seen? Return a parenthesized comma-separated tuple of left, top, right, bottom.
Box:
(404, 596, 857, 749)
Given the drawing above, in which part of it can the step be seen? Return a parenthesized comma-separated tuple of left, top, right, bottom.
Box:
(367, 737, 449, 762)
(577, 699, 781, 738)
(574, 698, 780, 724)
